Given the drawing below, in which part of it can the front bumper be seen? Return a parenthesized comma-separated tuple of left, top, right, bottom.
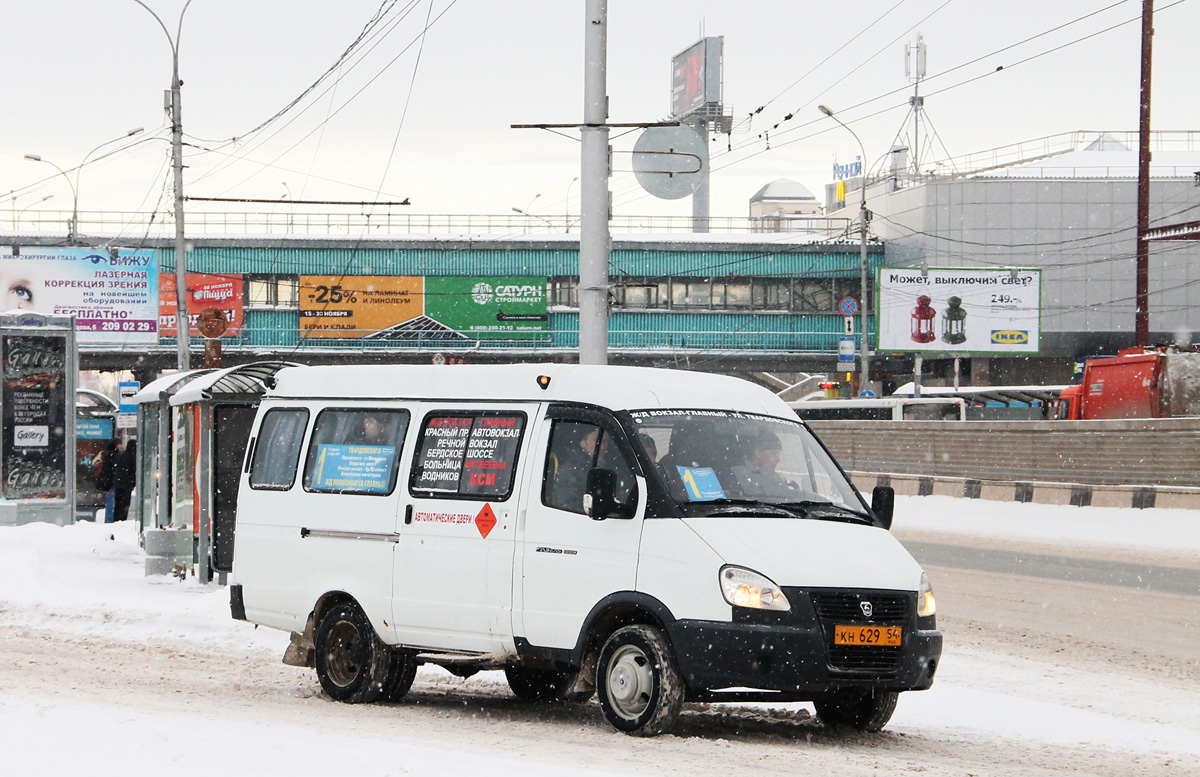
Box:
(665, 587, 941, 697)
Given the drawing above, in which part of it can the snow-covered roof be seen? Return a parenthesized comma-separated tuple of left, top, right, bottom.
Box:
(268, 363, 795, 417)
(749, 179, 817, 203)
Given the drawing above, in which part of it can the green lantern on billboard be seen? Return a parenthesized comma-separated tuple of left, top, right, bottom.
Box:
(942, 296, 967, 345)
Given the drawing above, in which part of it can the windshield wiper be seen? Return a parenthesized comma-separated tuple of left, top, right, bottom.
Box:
(691, 499, 800, 518)
(775, 500, 876, 525)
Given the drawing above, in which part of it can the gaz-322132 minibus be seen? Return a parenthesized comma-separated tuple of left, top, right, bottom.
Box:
(230, 364, 941, 736)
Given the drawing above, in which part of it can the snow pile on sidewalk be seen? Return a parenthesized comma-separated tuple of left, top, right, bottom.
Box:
(0, 520, 285, 653)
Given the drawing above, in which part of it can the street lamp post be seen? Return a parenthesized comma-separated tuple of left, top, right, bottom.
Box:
(15, 195, 54, 230)
(8, 192, 53, 230)
(819, 105, 871, 394)
(23, 156, 77, 242)
(511, 206, 556, 232)
(74, 127, 144, 237)
(25, 127, 147, 243)
(135, 0, 193, 372)
(565, 176, 579, 233)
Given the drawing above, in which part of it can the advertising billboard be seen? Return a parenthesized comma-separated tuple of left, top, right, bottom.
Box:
(158, 272, 245, 337)
(2, 333, 69, 500)
(299, 276, 547, 340)
(0, 248, 158, 345)
(876, 267, 1041, 354)
(670, 37, 722, 119)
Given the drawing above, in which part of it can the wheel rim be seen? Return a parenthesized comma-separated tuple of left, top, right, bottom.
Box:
(324, 619, 364, 688)
(606, 644, 654, 720)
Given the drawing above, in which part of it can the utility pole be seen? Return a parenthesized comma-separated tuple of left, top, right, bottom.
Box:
(690, 117, 710, 233)
(136, 0, 193, 371)
(1135, 0, 1154, 347)
(579, 0, 610, 365)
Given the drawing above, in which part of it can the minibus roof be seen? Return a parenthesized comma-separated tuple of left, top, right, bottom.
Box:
(269, 364, 794, 417)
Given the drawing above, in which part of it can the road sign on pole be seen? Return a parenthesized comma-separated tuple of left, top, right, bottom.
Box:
(838, 336, 856, 361)
(838, 296, 859, 317)
(843, 316, 855, 335)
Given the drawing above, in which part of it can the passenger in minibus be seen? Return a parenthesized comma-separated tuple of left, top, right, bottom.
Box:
(734, 430, 799, 498)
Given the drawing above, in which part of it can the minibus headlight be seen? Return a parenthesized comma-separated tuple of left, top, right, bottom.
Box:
(719, 566, 790, 611)
(917, 572, 936, 618)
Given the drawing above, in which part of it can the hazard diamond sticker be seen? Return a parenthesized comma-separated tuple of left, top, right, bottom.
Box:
(475, 504, 497, 539)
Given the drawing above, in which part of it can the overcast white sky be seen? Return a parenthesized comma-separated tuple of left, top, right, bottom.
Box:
(3, 0, 1199, 230)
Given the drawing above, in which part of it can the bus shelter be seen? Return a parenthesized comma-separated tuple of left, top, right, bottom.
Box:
(134, 361, 296, 582)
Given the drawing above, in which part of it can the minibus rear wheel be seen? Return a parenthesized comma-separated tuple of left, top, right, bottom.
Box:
(314, 602, 391, 703)
(814, 688, 899, 732)
(596, 624, 684, 736)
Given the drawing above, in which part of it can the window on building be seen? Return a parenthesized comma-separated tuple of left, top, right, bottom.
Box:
(549, 277, 578, 308)
(548, 275, 851, 314)
(248, 276, 300, 308)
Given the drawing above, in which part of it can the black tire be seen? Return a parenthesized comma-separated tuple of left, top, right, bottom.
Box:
(504, 666, 594, 703)
(381, 649, 419, 702)
(596, 624, 684, 736)
(814, 688, 899, 732)
(314, 603, 390, 703)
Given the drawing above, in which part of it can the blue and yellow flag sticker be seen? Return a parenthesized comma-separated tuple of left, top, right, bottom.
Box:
(677, 466, 726, 502)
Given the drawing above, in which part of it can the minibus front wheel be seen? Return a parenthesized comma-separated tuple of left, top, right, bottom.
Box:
(596, 624, 684, 736)
(314, 602, 391, 703)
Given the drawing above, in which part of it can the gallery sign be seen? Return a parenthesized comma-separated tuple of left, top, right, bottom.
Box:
(0, 248, 158, 345)
(876, 267, 1041, 354)
(298, 276, 547, 341)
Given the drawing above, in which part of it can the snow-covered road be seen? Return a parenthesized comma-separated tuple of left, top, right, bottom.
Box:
(2, 496, 1197, 776)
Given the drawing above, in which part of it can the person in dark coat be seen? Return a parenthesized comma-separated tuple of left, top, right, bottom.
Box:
(93, 441, 118, 523)
(112, 439, 138, 522)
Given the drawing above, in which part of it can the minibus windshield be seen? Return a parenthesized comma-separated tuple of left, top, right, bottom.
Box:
(628, 409, 865, 518)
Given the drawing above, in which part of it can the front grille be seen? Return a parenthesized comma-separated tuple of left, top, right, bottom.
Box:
(810, 591, 909, 622)
(809, 590, 910, 674)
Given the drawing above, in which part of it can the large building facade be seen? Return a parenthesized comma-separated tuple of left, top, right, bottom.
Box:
(826, 131, 1200, 385)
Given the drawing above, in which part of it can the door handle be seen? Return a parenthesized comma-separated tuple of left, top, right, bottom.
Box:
(404, 504, 413, 525)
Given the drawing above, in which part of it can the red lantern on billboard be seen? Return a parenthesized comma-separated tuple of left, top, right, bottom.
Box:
(911, 295, 936, 343)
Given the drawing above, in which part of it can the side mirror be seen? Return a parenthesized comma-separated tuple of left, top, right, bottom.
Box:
(871, 485, 895, 530)
(584, 468, 618, 521)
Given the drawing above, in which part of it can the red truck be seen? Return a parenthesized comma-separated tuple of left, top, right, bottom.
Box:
(1056, 347, 1200, 420)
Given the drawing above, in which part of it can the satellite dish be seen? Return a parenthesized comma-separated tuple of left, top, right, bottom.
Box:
(632, 126, 708, 200)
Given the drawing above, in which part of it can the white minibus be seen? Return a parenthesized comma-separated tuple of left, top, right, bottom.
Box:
(230, 364, 940, 736)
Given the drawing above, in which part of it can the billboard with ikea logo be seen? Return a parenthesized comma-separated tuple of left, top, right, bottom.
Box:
(876, 267, 1040, 354)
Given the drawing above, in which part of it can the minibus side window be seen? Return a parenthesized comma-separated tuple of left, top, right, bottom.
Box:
(410, 412, 526, 500)
(248, 408, 310, 490)
(543, 420, 636, 517)
(302, 408, 409, 496)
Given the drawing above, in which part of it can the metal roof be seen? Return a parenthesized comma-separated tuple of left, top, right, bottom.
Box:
(170, 361, 302, 406)
(129, 369, 215, 405)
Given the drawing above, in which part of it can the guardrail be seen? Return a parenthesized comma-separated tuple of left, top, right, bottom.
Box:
(144, 324, 857, 355)
(808, 418, 1200, 508)
(8, 211, 854, 238)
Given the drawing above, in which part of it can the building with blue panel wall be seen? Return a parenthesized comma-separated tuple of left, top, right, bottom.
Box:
(10, 232, 882, 377)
